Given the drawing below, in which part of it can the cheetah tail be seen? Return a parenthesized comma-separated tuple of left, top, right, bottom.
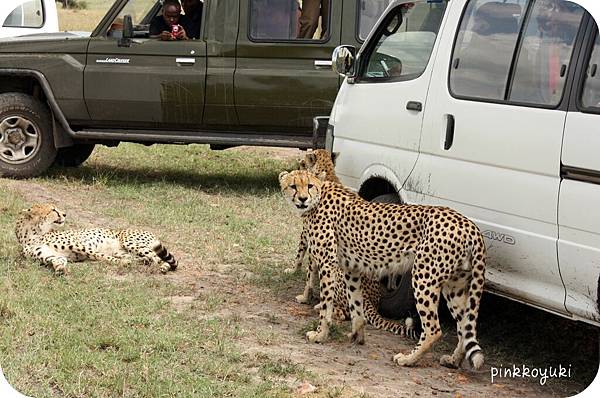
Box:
(463, 234, 486, 370)
(153, 242, 178, 270)
(363, 297, 408, 337)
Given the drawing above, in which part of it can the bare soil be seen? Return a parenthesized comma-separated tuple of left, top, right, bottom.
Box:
(2, 147, 595, 398)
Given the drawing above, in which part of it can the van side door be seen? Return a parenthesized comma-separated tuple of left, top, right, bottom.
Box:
(415, 0, 586, 315)
(234, 0, 341, 140)
(560, 18, 600, 324)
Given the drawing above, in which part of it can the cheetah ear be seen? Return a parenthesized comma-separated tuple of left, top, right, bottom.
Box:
(298, 159, 306, 169)
(317, 171, 327, 181)
(305, 153, 317, 167)
(331, 152, 340, 165)
(278, 171, 289, 184)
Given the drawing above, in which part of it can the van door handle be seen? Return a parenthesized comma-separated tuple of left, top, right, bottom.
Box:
(406, 101, 422, 112)
(314, 60, 333, 69)
(444, 114, 455, 150)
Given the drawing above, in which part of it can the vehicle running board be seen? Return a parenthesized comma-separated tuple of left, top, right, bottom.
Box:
(72, 129, 315, 149)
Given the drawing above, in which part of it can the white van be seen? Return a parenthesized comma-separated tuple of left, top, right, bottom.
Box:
(327, 0, 600, 326)
(0, 0, 58, 38)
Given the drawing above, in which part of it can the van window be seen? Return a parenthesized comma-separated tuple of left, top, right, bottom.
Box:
(450, 0, 526, 100)
(581, 32, 600, 111)
(358, 0, 391, 40)
(249, 0, 330, 41)
(509, 0, 584, 106)
(360, 1, 447, 82)
(3, 0, 44, 28)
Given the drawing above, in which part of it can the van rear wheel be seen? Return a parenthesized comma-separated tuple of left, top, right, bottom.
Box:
(0, 93, 56, 178)
(54, 144, 95, 167)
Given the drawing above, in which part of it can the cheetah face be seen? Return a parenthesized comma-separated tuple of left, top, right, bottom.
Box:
(21, 203, 67, 234)
(299, 149, 339, 175)
(279, 169, 326, 214)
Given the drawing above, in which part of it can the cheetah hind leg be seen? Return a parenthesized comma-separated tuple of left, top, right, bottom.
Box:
(286, 229, 307, 274)
(393, 280, 443, 367)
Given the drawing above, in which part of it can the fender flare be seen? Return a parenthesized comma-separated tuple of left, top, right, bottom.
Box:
(358, 164, 405, 201)
(0, 69, 75, 148)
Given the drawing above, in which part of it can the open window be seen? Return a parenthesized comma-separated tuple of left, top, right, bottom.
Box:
(249, 0, 331, 41)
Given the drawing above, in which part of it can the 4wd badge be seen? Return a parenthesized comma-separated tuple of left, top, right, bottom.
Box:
(482, 230, 516, 245)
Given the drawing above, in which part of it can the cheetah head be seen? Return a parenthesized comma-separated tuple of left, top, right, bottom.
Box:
(18, 203, 66, 235)
(299, 149, 339, 177)
(279, 169, 326, 214)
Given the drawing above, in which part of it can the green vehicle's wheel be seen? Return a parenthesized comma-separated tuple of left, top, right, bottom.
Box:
(54, 143, 95, 167)
(0, 93, 56, 178)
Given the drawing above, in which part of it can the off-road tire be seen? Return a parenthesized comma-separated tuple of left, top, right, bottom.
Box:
(0, 93, 56, 178)
(54, 144, 95, 167)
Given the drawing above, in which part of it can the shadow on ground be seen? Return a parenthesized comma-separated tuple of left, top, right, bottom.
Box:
(46, 163, 282, 196)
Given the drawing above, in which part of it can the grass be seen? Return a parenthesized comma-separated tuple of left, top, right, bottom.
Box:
(1, 143, 598, 396)
(0, 143, 308, 397)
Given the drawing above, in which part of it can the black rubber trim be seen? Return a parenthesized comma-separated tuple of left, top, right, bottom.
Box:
(561, 165, 600, 185)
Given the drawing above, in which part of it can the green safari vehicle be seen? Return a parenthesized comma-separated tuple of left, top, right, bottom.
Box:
(0, 0, 391, 178)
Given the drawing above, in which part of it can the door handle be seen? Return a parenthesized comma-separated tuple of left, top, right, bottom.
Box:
(176, 57, 196, 65)
(444, 114, 455, 150)
(314, 59, 333, 69)
(406, 101, 422, 112)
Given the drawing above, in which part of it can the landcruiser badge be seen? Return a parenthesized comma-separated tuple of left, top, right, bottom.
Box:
(96, 57, 130, 64)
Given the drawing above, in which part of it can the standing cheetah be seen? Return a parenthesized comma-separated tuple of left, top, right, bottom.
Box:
(279, 170, 486, 369)
(15, 203, 177, 275)
(290, 149, 418, 338)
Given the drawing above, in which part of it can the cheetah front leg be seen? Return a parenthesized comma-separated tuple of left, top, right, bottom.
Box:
(296, 258, 318, 304)
(305, 255, 336, 344)
(286, 228, 307, 274)
(344, 268, 367, 345)
(26, 245, 69, 275)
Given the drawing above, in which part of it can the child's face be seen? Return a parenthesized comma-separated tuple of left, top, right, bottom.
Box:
(163, 4, 181, 26)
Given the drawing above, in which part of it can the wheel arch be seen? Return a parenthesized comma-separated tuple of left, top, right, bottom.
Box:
(0, 69, 73, 148)
(357, 165, 404, 202)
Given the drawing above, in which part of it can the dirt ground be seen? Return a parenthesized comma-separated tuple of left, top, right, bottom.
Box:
(2, 147, 594, 398)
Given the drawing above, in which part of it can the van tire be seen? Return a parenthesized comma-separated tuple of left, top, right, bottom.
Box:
(54, 144, 95, 167)
(0, 93, 56, 178)
(372, 193, 402, 204)
(371, 192, 416, 319)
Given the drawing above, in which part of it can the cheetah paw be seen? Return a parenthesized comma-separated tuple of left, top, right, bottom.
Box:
(439, 354, 460, 369)
(295, 294, 310, 304)
(393, 353, 416, 367)
(306, 330, 328, 343)
(347, 330, 365, 345)
(54, 264, 68, 275)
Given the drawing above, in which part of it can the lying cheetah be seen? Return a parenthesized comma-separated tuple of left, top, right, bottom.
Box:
(279, 170, 486, 369)
(15, 203, 177, 275)
(290, 149, 418, 338)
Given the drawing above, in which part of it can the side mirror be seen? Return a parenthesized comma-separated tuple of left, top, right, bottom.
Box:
(122, 15, 133, 39)
(332, 45, 357, 78)
(118, 15, 133, 47)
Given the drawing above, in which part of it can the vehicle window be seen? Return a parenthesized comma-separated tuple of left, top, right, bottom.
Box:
(509, 0, 584, 106)
(581, 32, 600, 111)
(3, 0, 44, 28)
(450, 0, 527, 101)
(107, 0, 160, 38)
(360, 1, 447, 81)
(249, 0, 331, 41)
(358, 0, 391, 40)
